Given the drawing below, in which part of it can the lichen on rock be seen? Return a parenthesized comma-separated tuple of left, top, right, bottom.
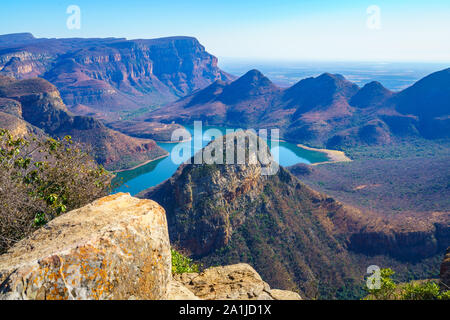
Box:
(0, 193, 171, 300)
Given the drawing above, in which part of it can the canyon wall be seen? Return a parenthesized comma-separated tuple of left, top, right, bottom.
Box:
(0, 193, 300, 300)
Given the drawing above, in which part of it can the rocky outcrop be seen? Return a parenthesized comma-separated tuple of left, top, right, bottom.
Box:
(0, 97, 22, 117)
(0, 193, 171, 300)
(0, 96, 46, 137)
(140, 130, 450, 299)
(172, 264, 301, 300)
(0, 110, 38, 138)
(440, 247, 450, 290)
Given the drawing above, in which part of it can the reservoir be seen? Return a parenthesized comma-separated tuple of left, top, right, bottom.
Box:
(112, 126, 329, 195)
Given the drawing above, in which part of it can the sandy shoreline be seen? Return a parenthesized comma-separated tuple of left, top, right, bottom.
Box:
(112, 153, 169, 173)
(296, 144, 352, 165)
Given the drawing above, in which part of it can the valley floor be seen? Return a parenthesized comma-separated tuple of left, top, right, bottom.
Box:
(290, 139, 450, 217)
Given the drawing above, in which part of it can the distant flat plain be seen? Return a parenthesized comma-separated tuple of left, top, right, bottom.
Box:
(219, 59, 450, 91)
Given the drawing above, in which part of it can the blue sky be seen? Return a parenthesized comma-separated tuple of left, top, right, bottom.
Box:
(1, 0, 449, 62)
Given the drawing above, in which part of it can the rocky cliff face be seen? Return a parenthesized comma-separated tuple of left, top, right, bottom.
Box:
(0, 193, 300, 300)
(139, 131, 449, 299)
(0, 75, 167, 170)
(0, 33, 233, 120)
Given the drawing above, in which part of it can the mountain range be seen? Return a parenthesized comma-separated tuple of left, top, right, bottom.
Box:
(143, 68, 450, 148)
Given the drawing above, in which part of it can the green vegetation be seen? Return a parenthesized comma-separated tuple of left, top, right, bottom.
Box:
(194, 174, 366, 300)
(171, 248, 200, 274)
(0, 129, 113, 253)
(364, 268, 450, 300)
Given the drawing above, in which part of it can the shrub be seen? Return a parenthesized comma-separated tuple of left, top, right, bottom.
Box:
(363, 267, 450, 300)
(171, 248, 200, 274)
(0, 129, 113, 253)
(400, 281, 441, 300)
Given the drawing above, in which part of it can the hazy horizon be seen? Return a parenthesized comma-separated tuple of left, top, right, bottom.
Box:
(218, 58, 449, 91)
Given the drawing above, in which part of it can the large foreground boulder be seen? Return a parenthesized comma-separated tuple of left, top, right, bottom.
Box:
(0, 193, 171, 300)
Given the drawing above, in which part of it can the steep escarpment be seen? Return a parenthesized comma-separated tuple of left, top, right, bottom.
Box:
(139, 131, 449, 299)
(0, 75, 167, 170)
(144, 69, 282, 127)
(0, 33, 233, 120)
